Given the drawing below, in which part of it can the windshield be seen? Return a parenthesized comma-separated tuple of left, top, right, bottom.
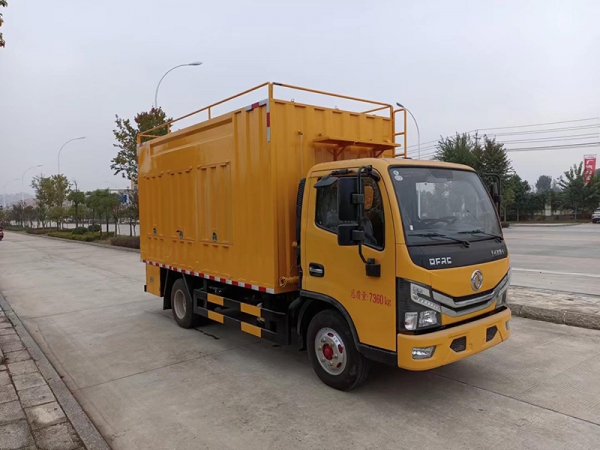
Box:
(389, 167, 502, 245)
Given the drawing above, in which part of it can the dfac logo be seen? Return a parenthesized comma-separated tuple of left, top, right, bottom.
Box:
(429, 257, 452, 266)
(471, 270, 484, 291)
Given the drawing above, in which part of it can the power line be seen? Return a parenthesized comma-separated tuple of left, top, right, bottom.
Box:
(487, 124, 600, 137)
(413, 139, 600, 159)
(404, 117, 599, 150)
(502, 133, 600, 144)
(476, 117, 599, 132)
(505, 142, 600, 153)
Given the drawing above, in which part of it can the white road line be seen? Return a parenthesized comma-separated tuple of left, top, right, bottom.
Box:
(513, 268, 600, 279)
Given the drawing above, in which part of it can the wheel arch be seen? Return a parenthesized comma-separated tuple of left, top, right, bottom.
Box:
(297, 290, 360, 351)
(161, 268, 182, 310)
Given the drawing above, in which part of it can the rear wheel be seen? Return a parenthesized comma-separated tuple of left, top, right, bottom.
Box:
(307, 309, 371, 391)
(171, 278, 203, 329)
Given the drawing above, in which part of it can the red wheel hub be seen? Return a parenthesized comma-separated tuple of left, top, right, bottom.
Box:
(322, 343, 334, 360)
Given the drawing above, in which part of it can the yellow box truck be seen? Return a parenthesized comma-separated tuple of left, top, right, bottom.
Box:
(138, 82, 511, 390)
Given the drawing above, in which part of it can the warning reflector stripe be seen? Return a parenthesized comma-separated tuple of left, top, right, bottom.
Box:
(240, 303, 261, 317)
(207, 311, 224, 323)
(141, 259, 275, 294)
(207, 294, 224, 306)
(241, 322, 262, 338)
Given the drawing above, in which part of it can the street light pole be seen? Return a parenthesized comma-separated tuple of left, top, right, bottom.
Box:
(397, 102, 422, 217)
(3, 178, 19, 209)
(154, 61, 203, 108)
(21, 165, 43, 203)
(58, 136, 86, 175)
(396, 102, 420, 158)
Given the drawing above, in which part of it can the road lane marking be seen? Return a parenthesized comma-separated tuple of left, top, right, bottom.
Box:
(513, 268, 600, 279)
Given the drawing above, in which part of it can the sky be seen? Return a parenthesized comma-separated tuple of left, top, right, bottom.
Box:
(1, 0, 599, 197)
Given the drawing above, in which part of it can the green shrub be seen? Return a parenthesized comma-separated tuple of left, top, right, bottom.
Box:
(72, 227, 88, 235)
(47, 231, 114, 242)
(88, 224, 102, 232)
(26, 227, 56, 235)
(110, 236, 140, 249)
(3, 225, 27, 231)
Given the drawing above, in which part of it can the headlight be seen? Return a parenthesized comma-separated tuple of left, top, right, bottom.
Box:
(403, 283, 441, 330)
(419, 310, 439, 327)
(495, 271, 510, 307)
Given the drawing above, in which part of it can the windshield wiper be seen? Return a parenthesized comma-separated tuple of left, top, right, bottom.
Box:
(457, 229, 503, 242)
(408, 233, 470, 248)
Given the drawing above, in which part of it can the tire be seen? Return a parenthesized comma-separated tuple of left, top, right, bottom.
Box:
(171, 278, 202, 329)
(307, 309, 371, 391)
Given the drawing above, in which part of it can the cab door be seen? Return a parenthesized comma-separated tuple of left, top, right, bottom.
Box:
(302, 172, 397, 351)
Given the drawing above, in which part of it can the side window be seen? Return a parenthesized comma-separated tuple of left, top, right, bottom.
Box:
(315, 177, 385, 249)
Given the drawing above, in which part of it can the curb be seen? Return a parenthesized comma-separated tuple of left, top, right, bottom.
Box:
(5, 230, 139, 253)
(508, 223, 581, 227)
(509, 302, 600, 331)
(0, 294, 112, 450)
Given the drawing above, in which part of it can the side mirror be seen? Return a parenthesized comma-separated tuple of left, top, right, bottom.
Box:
(337, 177, 364, 221)
(337, 223, 364, 246)
(491, 182, 501, 205)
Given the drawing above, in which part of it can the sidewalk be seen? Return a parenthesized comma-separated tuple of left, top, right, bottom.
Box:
(0, 301, 109, 450)
(509, 285, 600, 330)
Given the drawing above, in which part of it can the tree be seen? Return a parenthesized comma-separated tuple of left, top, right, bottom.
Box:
(125, 188, 139, 236)
(48, 206, 68, 228)
(548, 188, 563, 219)
(31, 174, 54, 226)
(435, 134, 512, 182)
(34, 205, 48, 228)
(67, 190, 85, 228)
(558, 163, 600, 216)
(434, 133, 478, 168)
(111, 108, 171, 184)
(0, 0, 7, 48)
(86, 189, 120, 233)
(11, 202, 24, 226)
(31, 174, 71, 228)
(24, 205, 35, 227)
(506, 175, 533, 222)
(535, 175, 552, 193)
(51, 175, 70, 211)
(478, 136, 512, 183)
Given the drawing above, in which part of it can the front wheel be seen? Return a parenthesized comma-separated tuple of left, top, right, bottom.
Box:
(307, 309, 371, 391)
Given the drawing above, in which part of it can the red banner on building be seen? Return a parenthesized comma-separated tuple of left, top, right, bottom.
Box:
(584, 155, 597, 185)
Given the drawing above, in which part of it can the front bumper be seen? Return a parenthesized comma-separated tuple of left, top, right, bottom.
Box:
(397, 308, 511, 370)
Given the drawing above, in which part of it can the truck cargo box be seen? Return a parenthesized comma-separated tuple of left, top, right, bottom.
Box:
(138, 82, 405, 294)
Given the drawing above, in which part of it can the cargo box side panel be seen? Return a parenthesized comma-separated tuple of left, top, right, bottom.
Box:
(230, 107, 277, 288)
(139, 109, 278, 291)
(270, 101, 395, 286)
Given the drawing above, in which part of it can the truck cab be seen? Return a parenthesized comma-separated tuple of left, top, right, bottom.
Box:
(298, 158, 510, 387)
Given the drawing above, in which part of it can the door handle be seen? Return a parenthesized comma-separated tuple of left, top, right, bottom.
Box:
(309, 263, 325, 277)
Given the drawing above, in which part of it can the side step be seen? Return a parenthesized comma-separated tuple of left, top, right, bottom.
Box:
(193, 290, 289, 345)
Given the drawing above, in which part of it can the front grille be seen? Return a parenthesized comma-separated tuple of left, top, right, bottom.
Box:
(450, 336, 467, 352)
(453, 287, 495, 304)
(486, 326, 498, 342)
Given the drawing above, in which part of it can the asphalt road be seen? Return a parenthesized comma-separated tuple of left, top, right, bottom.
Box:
(1, 232, 600, 449)
(505, 223, 600, 296)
